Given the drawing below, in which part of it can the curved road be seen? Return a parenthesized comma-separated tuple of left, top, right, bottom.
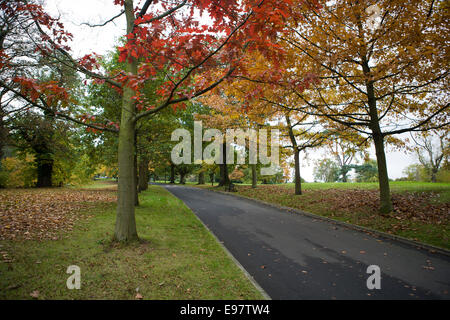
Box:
(163, 184, 450, 300)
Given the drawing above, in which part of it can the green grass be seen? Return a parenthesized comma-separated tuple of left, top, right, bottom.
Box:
(74, 180, 118, 189)
(0, 185, 263, 300)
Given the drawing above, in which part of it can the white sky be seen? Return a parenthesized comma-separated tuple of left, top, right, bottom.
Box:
(43, 0, 420, 181)
(44, 0, 126, 58)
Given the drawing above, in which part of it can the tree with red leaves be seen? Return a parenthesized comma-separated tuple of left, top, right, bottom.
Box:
(0, 0, 318, 241)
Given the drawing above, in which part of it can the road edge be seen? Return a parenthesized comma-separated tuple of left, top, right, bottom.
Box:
(163, 185, 272, 300)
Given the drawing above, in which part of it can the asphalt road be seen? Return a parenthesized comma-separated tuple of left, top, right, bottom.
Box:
(163, 184, 450, 300)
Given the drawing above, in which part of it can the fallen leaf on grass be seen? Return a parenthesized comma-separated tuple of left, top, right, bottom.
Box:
(0, 189, 116, 241)
(237, 186, 449, 228)
(7, 284, 21, 290)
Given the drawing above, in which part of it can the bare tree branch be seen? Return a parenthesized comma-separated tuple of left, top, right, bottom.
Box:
(79, 10, 125, 27)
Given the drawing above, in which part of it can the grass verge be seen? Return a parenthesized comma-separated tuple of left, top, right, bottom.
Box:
(280, 181, 450, 203)
(0, 185, 263, 300)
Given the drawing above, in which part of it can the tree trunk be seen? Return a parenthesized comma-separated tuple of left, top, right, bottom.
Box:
(180, 173, 186, 184)
(198, 171, 205, 184)
(134, 151, 139, 206)
(372, 132, 392, 213)
(138, 157, 149, 191)
(210, 172, 214, 186)
(294, 149, 302, 195)
(431, 168, 438, 183)
(251, 163, 257, 188)
(219, 164, 225, 186)
(219, 143, 230, 186)
(363, 56, 392, 214)
(0, 109, 6, 166)
(285, 114, 301, 195)
(114, 0, 138, 242)
(170, 163, 175, 184)
(115, 115, 138, 241)
(223, 164, 230, 185)
(36, 156, 53, 188)
(342, 171, 348, 183)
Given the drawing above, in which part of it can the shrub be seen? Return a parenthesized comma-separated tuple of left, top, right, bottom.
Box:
(0, 170, 8, 188)
(1, 155, 36, 187)
(436, 169, 450, 183)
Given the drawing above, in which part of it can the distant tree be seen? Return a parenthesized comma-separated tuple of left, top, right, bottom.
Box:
(411, 131, 449, 183)
(402, 164, 428, 182)
(176, 164, 193, 185)
(324, 129, 369, 182)
(313, 158, 340, 183)
(355, 159, 378, 183)
(229, 167, 245, 183)
(283, 112, 327, 194)
(196, 91, 264, 189)
(9, 112, 68, 187)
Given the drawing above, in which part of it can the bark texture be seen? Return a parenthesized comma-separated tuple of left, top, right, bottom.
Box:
(114, 0, 139, 241)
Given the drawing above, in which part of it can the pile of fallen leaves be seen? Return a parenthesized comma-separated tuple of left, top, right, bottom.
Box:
(312, 189, 449, 225)
(237, 186, 449, 227)
(0, 188, 116, 241)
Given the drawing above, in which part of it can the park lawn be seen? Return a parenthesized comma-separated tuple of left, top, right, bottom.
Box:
(198, 182, 450, 250)
(0, 185, 263, 300)
(75, 180, 118, 190)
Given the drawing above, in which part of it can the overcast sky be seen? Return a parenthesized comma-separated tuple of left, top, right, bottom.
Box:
(43, 0, 421, 181)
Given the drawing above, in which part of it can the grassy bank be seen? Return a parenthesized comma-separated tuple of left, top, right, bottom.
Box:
(197, 182, 450, 250)
(0, 185, 263, 299)
(281, 181, 450, 202)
